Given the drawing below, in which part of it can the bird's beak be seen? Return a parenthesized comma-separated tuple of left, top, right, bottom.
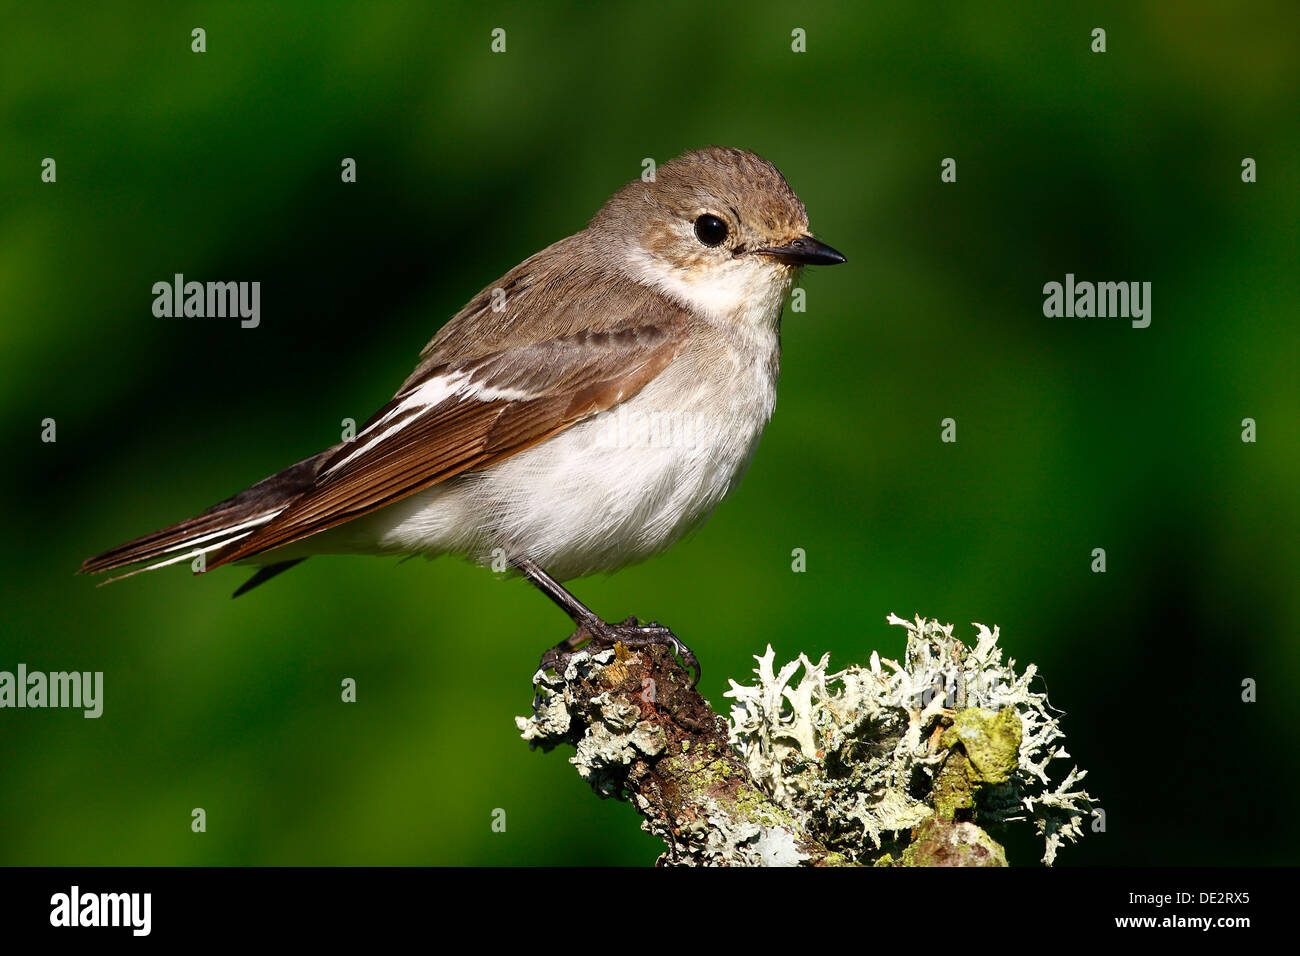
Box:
(753, 235, 847, 266)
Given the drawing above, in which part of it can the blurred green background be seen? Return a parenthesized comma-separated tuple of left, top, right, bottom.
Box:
(2, 1, 1297, 865)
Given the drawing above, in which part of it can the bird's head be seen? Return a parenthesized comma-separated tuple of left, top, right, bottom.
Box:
(591, 146, 846, 325)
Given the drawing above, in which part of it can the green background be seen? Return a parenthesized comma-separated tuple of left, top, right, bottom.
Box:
(2, 2, 1296, 865)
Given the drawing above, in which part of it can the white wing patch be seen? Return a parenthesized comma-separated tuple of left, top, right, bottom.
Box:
(322, 366, 564, 478)
(324, 370, 470, 476)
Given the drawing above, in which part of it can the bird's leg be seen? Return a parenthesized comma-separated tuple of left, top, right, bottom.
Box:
(511, 556, 700, 684)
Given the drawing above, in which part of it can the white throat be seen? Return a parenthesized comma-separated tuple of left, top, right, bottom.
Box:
(627, 246, 794, 332)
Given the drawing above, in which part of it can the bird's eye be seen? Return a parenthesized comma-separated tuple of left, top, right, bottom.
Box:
(693, 213, 729, 247)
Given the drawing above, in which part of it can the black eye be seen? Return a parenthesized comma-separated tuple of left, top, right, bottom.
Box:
(693, 213, 729, 247)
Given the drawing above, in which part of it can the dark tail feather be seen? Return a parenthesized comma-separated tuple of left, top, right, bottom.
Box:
(232, 559, 308, 598)
(79, 448, 337, 579)
(79, 510, 275, 576)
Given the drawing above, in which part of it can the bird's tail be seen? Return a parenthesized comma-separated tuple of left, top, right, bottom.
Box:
(78, 448, 336, 593)
(78, 508, 287, 584)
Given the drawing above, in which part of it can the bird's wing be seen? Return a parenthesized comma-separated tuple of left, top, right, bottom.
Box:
(205, 312, 688, 569)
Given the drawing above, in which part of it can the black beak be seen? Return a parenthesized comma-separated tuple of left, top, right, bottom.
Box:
(754, 235, 847, 266)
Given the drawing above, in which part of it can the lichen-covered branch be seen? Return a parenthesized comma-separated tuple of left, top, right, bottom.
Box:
(517, 640, 846, 865)
(517, 614, 1100, 866)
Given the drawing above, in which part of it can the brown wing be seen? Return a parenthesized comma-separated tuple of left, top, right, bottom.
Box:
(205, 314, 687, 570)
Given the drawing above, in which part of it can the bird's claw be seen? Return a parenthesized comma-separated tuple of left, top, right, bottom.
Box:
(539, 616, 701, 686)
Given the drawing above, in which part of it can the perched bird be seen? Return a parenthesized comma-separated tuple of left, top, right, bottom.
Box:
(80, 146, 846, 679)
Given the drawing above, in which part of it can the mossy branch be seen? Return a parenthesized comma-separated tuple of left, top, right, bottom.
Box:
(517, 614, 1099, 867)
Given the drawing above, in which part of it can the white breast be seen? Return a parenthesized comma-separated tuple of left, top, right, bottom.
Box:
(333, 330, 780, 581)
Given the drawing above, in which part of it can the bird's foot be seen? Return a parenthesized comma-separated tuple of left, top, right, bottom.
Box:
(539, 616, 700, 686)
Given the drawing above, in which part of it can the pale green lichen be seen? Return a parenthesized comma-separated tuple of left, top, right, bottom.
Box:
(517, 648, 667, 799)
(519, 615, 1098, 866)
(517, 646, 824, 866)
(725, 614, 1099, 865)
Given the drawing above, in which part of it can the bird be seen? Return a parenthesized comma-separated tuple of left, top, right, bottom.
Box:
(79, 146, 846, 680)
